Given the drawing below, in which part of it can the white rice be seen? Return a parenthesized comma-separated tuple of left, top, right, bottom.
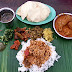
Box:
(16, 38, 61, 72)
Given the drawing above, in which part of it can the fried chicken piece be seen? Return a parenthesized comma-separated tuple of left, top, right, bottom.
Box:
(10, 40, 20, 50)
(63, 27, 72, 36)
(14, 27, 26, 32)
(68, 21, 72, 30)
(14, 32, 24, 40)
(14, 27, 30, 41)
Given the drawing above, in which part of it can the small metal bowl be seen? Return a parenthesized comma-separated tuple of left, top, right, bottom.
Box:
(53, 13, 72, 39)
(0, 7, 15, 23)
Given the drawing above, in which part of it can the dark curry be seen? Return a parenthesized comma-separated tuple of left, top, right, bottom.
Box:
(0, 10, 13, 22)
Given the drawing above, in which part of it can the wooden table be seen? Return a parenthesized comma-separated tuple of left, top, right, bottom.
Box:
(0, 0, 72, 14)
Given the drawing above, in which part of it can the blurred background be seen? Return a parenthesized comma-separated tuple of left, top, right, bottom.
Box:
(0, 0, 72, 14)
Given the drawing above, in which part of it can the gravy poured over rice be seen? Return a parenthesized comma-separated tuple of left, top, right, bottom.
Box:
(23, 40, 51, 68)
(16, 38, 61, 72)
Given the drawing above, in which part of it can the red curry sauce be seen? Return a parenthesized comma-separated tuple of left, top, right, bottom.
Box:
(55, 14, 72, 37)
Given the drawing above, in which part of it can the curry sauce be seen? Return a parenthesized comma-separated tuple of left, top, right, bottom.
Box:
(0, 10, 13, 22)
(55, 14, 72, 37)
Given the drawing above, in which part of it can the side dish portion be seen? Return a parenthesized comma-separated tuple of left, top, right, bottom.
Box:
(53, 13, 72, 39)
(0, 7, 15, 23)
(16, 1, 50, 22)
(14, 27, 30, 41)
(29, 26, 43, 40)
(43, 28, 53, 42)
(0, 29, 13, 44)
(0, 42, 6, 51)
(10, 40, 20, 50)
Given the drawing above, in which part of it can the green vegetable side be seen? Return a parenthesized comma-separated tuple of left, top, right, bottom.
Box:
(0, 29, 13, 44)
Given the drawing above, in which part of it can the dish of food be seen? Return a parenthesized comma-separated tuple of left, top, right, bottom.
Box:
(16, 1, 50, 22)
(14, 27, 30, 41)
(0, 0, 72, 72)
(16, 1, 56, 25)
(29, 26, 43, 40)
(16, 38, 60, 72)
(0, 7, 15, 23)
(9, 26, 53, 50)
(53, 13, 72, 39)
(43, 28, 53, 42)
(0, 29, 13, 44)
(0, 42, 6, 51)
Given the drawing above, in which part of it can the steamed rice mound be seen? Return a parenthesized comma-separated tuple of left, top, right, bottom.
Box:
(16, 38, 61, 72)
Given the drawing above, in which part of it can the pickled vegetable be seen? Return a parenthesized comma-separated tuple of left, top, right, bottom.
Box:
(43, 28, 53, 42)
(10, 40, 20, 50)
(29, 26, 43, 40)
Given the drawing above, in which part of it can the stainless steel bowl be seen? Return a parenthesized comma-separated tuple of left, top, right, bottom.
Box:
(0, 7, 15, 23)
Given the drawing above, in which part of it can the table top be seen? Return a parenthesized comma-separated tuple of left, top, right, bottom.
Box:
(0, 0, 72, 14)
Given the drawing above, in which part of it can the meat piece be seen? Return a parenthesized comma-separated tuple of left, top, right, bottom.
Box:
(27, 56, 34, 63)
(10, 40, 20, 50)
(58, 15, 72, 31)
(14, 32, 24, 40)
(68, 21, 72, 30)
(24, 49, 29, 56)
(14, 27, 30, 41)
(21, 32, 30, 41)
(63, 27, 72, 36)
(15, 27, 27, 32)
(23, 58, 31, 68)
(14, 34, 18, 39)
